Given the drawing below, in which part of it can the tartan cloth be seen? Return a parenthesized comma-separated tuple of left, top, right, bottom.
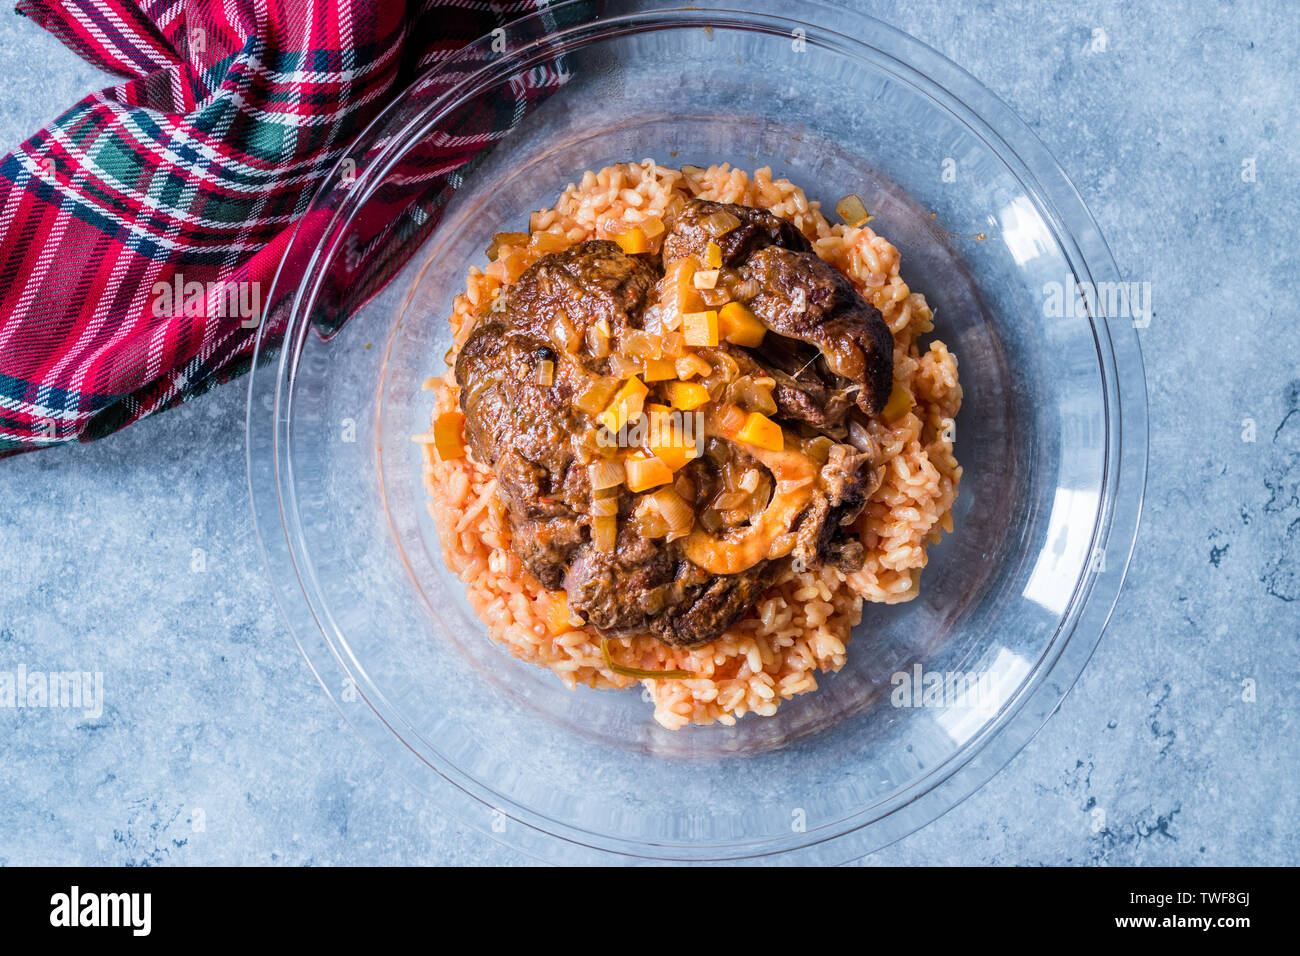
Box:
(0, 0, 579, 456)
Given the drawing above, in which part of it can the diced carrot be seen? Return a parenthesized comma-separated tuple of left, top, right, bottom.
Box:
(624, 453, 674, 492)
(648, 423, 701, 472)
(642, 357, 677, 382)
(531, 231, 568, 253)
(432, 411, 466, 460)
(718, 301, 766, 347)
(736, 411, 783, 451)
(597, 376, 648, 434)
(651, 445, 688, 473)
(485, 232, 529, 261)
(614, 227, 650, 255)
(546, 595, 575, 634)
(704, 241, 723, 269)
(644, 404, 673, 438)
(682, 310, 719, 347)
(881, 381, 912, 422)
(499, 249, 531, 283)
(666, 380, 710, 411)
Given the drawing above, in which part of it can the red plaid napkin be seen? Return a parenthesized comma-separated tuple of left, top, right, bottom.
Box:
(0, 0, 578, 456)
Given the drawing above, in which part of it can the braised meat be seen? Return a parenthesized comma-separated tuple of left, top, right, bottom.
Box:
(562, 515, 776, 647)
(661, 198, 811, 267)
(496, 239, 660, 372)
(454, 201, 894, 649)
(741, 246, 894, 416)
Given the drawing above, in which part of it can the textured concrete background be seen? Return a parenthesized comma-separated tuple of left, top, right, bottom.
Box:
(0, 0, 1296, 866)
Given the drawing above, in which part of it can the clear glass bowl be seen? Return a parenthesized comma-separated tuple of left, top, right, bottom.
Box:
(247, 0, 1147, 863)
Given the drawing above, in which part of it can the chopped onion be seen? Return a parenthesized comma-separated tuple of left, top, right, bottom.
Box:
(649, 487, 694, 532)
(575, 377, 620, 414)
(621, 328, 662, 359)
(633, 499, 670, 538)
(642, 304, 666, 335)
(592, 514, 617, 551)
(535, 359, 554, 387)
(714, 491, 746, 510)
(710, 352, 740, 382)
(701, 209, 741, 236)
(551, 310, 579, 352)
(848, 417, 874, 452)
(699, 286, 730, 308)
(790, 287, 807, 313)
(715, 403, 747, 438)
(531, 231, 568, 253)
(589, 459, 625, 491)
(608, 353, 642, 379)
(836, 194, 873, 228)
(590, 494, 619, 517)
(660, 330, 685, 359)
(747, 475, 772, 521)
(726, 375, 778, 416)
(805, 435, 834, 463)
(673, 472, 696, 502)
(675, 354, 711, 379)
(693, 269, 720, 290)
(738, 469, 760, 493)
(585, 321, 610, 359)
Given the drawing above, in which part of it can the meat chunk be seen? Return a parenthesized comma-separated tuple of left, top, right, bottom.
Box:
(503, 239, 660, 371)
(455, 241, 659, 585)
(662, 198, 811, 268)
(790, 444, 873, 572)
(563, 520, 774, 647)
(455, 241, 793, 647)
(454, 210, 893, 649)
(723, 338, 856, 432)
(455, 324, 588, 588)
(741, 246, 894, 415)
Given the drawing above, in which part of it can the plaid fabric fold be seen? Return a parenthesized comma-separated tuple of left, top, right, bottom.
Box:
(0, 0, 578, 456)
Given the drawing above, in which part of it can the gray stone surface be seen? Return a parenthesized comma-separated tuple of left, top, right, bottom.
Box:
(0, 1, 1295, 866)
